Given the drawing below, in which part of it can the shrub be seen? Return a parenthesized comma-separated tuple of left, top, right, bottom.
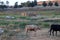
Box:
(42, 23, 50, 28)
(42, 1, 47, 7)
(54, 1, 59, 6)
(20, 16, 31, 20)
(19, 22, 28, 29)
(20, 16, 26, 19)
(48, 1, 53, 6)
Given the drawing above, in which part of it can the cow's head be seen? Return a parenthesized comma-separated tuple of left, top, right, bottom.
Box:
(37, 27, 41, 30)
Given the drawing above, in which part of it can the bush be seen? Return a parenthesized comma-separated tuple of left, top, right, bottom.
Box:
(20, 16, 27, 19)
(20, 16, 31, 20)
(48, 1, 53, 6)
(54, 2, 59, 6)
(9, 32, 15, 36)
(19, 22, 28, 29)
(0, 20, 9, 25)
(42, 1, 47, 7)
(42, 23, 50, 28)
(4, 29, 8, 33)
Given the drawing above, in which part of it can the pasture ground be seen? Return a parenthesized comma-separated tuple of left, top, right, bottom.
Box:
(10, 28, 60, 40)
(0, 10, 60, 40)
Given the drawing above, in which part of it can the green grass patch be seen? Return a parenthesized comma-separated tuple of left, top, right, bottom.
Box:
(38, 11, 60, 16)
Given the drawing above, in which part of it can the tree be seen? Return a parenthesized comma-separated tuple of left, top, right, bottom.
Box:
(48, 1, 53, 6)
(14, 2, 18, 8)
(21, 3, 25, 7)
(21, 2, 28, 7)
(26, 1, 36, 7)
(6, 1, 9, 8)
(34, 0, 37, 6)
(21, 1, 32, 7)
(21, 1, 36, 7)
(26, 1, 31, 7)
(30, 1, 35, 7)
(6, 1, 9, 5)
(18, 5, 23, 8)
(54, 2, 59, 6)
(42, 1, 47, 7)
(0, 1, 5, 10)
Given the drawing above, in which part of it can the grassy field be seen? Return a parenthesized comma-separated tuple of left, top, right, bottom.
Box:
(0, 10, 60, 28)
(0, 10, 60, 40)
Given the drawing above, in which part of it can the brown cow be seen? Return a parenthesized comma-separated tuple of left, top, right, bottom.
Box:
(25, 25, 40, 33)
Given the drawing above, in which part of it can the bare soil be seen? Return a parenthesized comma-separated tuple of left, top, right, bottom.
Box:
(25, 28, 60, 40)
(2, 28, 60, 40)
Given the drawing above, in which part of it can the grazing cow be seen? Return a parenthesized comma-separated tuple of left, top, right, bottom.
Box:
(25, 25, 40, 33)
(49, 24, 60, 36)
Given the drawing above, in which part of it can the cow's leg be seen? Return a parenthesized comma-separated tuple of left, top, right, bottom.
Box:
(49, 29, 52, 35)
(56, 31, 57, 36)
(25, 29, 28, 35)
(50, 31, 51, 35)
(34, 29, 36, 37)
(52, 30, 54, 36)
(50, 30, 51, 35)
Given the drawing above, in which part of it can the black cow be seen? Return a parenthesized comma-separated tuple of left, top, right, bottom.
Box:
(49, 24, 60, 36)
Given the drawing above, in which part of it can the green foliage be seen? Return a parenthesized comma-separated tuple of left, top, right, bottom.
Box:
(34, 0, 37, 6)
(19, 22, 28, 28)
(20, 16, 27, 19)
(42, 23, 50, 28)
(48, 1, 53, 6)
(39, 11, 60, 16)
(26, 1, 31, 7)
(0, 20, 9, 25)
(8, 32, 15, 36)
(42, 1, 47, 7)
(0, 11, 60, 29)
(21, 1, 37, 7)
(6, 1, 9, 5)
(4, 30, 8, 33)
(20, 16, 31, 20)
(14, 2, 18, 8)
(54, 2, 59, 6)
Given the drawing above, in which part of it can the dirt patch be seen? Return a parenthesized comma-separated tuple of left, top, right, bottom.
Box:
(10, 28, 60, 40)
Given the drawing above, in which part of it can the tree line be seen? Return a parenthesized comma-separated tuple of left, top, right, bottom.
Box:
(0, 1, 9, 10)
(42, 1, 59, 7)
(14, 1, 37, 8)
(0, 1, 37, 9)
(14, 1, 59, 8)
(0, 1, 59, 9)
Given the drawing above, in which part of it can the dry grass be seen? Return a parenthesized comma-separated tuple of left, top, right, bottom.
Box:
(11, 28, 60, 40)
